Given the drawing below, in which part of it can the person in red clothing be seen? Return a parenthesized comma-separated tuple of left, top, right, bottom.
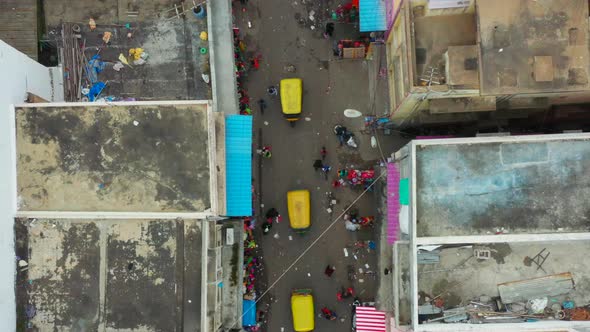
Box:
(321, 307, 337, 320)
(324, 265, 335, 277)
(320, 146, 327, 160)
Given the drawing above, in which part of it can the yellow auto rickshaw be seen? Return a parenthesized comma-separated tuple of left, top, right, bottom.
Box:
(287, 190, 310, 232)
(280, 78, 302, 127)
(291, 289, 314, 332)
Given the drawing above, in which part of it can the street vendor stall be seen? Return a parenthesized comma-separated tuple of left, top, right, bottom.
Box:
(336, 39, 369, 59)
(353, 304, 386, 332)
(243, 299, 257, 328)
(335, 169, 375, 189)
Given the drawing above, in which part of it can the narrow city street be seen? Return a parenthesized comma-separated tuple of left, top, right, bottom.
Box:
(234, 0, 405, 330)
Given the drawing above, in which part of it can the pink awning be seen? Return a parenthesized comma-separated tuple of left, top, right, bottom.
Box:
(356, 306, 387, 332)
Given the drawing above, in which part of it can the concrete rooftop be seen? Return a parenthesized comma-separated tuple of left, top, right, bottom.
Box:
(477, 0, 590, 95)
(413, 13, 476, 82)
(418, 241, 590, 323)
(415, 136, 590, 237)
(15, 103, 212, 212)
(15, 218, 203, 331)
(43, 0, 210, 101)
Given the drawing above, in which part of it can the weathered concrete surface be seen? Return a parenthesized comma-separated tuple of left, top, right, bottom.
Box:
(15, 218, 204, 331)
(44, 1, 210, 101)
(105, 220, 179, 331)
(77, 20, 210, 101)
(207, 0, 238, 114)
(0, 0, 38, 60)
(220, 220, 244, 328)
(16, 104, 211, 212)
(43, 0, 179, 26)
(15, 218, 101, 331)
(418, 241, 590, 313)
(183, 220, 203, 332)
(416, 139, 590, 236)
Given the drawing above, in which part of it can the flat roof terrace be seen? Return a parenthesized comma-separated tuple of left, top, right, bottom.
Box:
(417, 241, 590, 325)
(15, 103, 212, 212)
(15, 218, 203, 331)
(415, 136, 590, 237)
(477, 0, 590, 95)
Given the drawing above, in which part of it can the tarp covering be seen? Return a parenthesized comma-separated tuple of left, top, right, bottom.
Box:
(225, 115, 253, 216)
(242, 300, 256, 327)
(399, 178, 409, 205)
(386, 163, 400, 244)
(360, 0, 387, 32)
(356, 306, 387, 332)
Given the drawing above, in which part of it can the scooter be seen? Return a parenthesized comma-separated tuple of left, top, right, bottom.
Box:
(334, 125, 358, 148)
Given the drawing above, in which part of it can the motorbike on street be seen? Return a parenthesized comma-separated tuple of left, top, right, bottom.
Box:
(334, 125, 358, 148)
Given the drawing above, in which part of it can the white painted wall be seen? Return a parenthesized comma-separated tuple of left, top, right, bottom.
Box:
(0, 40, 63, 105)
(0, 40, 63, 331)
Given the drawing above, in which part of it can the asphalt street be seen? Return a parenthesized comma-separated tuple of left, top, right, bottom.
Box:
(233, 0, 405, 330)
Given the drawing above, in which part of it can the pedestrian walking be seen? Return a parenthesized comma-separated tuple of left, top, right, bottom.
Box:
(262, 220, 272, 234)
(267, 85, 278, 96)
(323, 22, 335, 39)
(324, 265, 335, 277)
(257, 146, 272, 158)
(257, 98, 266, 114)
(313, 159, 323, 172)
(321, 307, 337, 320)
(265, 207, 281, 223)
(321, 165, 332, 180)
(320, 146, 327, 161)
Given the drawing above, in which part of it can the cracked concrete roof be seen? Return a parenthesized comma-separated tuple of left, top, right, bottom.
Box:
(15, 218, 203, 331)
(15, 103, 212, 212)
(415, 136, 590, 236)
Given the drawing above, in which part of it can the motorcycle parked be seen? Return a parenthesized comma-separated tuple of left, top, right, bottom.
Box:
(334, 125, 358, 148)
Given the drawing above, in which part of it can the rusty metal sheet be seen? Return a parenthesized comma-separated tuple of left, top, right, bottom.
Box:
(498, 272, 574, 304)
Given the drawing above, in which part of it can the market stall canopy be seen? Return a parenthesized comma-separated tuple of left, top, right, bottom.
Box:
(359, 0, 387, 32)
(242, 300, 256, 327)
(226, 115, 253, 216)
(355, 306, 387, 332)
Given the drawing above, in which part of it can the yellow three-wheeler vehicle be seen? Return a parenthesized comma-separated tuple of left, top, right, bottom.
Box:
(280, 78, 302, 127)
(287, 189, 311, 233)
(291, 289, 315, 331)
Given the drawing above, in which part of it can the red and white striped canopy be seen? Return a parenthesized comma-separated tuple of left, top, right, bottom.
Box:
(356, 306, 387, 332)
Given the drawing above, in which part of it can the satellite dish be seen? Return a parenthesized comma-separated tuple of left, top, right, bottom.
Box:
(344, 109, 362, 118)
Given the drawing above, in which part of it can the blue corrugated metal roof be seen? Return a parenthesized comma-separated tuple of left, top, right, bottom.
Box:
(225, 115, 253, 217)
(360, 0, 387, 32)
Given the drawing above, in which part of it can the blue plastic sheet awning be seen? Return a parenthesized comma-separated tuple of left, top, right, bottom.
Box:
(243, 300, 257, 327)
(225, 115, 253, 217)
(360, 0, 387, 32)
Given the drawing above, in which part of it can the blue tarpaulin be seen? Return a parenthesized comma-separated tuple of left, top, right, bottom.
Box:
(87, 82, 106, 102)
(360, 0, 387, 32)
(225, 115, 253, 216)
(243, 300, 256, 327)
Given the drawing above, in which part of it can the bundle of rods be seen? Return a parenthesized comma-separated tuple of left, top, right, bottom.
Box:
(60, 23, 89, 101)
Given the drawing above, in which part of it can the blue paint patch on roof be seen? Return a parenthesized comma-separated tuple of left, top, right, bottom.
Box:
(225, 115, 253, 217)
(360, 0, 387, 32)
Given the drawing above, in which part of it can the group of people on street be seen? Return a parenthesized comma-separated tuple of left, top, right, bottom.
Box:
(262, 207, 281, 235)
(321, 264, 356, 321)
